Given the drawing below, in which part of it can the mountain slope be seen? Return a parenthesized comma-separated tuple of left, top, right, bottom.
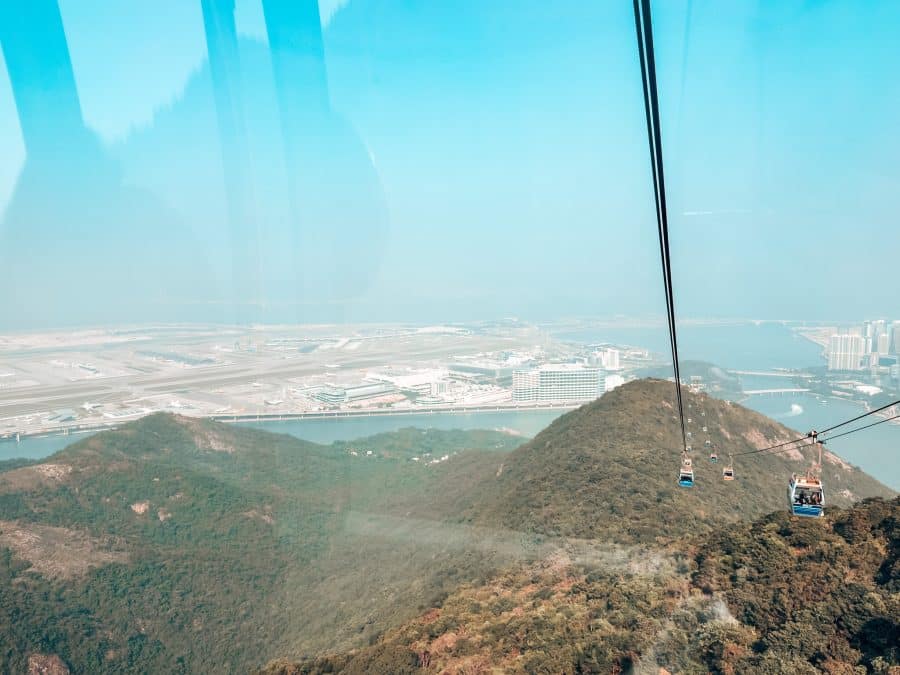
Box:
(260, 497, 900, 675)
(1, 380, 895, 673)
(468, 379, 892, 542)
(0, 415, 522, 673)
(257, 379, 898, 673)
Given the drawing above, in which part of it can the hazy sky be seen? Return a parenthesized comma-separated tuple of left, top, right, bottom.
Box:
(1, 0, 899, 328)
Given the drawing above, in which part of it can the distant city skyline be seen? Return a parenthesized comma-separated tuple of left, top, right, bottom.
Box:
(2, 1, 900, 330)
(827, 318, 900, 372)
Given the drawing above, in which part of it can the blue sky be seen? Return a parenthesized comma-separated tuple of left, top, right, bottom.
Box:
(1, 0, 899, 328)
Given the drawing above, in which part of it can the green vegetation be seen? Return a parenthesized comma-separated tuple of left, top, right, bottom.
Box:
(263, 497, 900, 675)
(0, 415, 521, 673)
(471, 379, 892, 543)
(0, 379, 895, 673)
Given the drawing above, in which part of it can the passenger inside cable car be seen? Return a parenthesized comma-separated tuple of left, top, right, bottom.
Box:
(788, 474, 824, 517)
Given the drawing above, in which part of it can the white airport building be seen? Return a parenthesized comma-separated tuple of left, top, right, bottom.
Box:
(512, 364, 605, 402)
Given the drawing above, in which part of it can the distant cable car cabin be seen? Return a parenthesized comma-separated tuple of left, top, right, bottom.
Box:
(678, 455, 694, 488)
(709, 450, 717, 462)
(704, 439, 711, 448)
(788, 434, 825, 518)
(701, 425, 707, 433)
(722, 454, 735, 480)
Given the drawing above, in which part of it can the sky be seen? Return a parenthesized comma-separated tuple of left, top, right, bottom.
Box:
(1, 0, 899, 329)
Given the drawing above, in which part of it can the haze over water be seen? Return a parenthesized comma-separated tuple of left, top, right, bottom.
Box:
(560, 321, 825, 371)
(3, 322, 897, 490)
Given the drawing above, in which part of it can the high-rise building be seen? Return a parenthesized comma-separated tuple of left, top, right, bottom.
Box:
(601, 348, 621, 371)
(827, 334, 864, 371)
(876, 333, 890, 357)
(864, 320, 888, 356)
(512, 365, 605, 402)
(891, 322, 900, 355)
(512, 369, 540, 402)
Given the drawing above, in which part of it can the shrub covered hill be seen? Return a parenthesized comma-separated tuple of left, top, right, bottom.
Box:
(466, 378, 892, 543)
(263, 497, 900, 674)
(0, 378, 896, 674)
(0, 415, 524, 673)
(259, 379, 898, 674)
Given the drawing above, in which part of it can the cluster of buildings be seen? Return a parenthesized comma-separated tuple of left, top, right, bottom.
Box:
(302, 359, 521, 410)
(512, 349, 625, 403)
(298, 348, 631, 411)
(827, 320, 900, 382)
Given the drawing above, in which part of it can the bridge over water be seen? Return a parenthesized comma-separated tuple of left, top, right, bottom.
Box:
(744, 388, 811, 396)
(732, 370, 814, 379)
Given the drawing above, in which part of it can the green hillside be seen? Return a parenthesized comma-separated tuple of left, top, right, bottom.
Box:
(261, 497, 900, 675)
(469, 379, 893, 542)
(0, 379, 895, 674)
(0, 415, 522, 673)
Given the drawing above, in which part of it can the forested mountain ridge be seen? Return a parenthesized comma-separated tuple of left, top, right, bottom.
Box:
(0, 380, 895, 673)
(0, 415, 522, 673)
(261, 497, 900, 675)
(468, 379, 893, 542)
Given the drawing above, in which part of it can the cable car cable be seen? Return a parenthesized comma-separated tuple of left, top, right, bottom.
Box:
(633, 0, 687, 452)
(820, 411, 900, 443)
(819, 398, 900, 435)
(733, 398, 900, 458)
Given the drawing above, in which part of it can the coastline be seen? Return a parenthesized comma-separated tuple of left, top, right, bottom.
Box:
(0, 401, 581, 444)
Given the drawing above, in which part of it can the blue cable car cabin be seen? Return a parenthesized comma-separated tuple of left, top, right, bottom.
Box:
(678, 457, 694, 487)
(788, 474, 824, 517)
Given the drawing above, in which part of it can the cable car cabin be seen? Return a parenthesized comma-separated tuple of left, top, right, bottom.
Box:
(722, 466, 734, 481)
(788, 474, 824, 518)
(687, 417, 692, 424)
(709, 451, 718, 462)
(687, 431, 692, 439)
(678, 463, 694, 488)
(704, 439, 711, 448)
(702, 425, 708, 433)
